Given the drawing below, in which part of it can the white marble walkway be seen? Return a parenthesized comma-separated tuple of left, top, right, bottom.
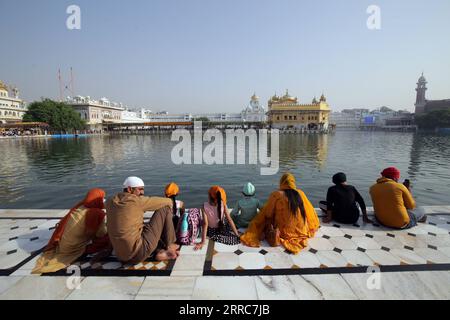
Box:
(1, 206, 450, 300)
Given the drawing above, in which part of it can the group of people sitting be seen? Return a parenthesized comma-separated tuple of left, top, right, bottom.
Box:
(320, 167, 426, 228)
(32, 167, 426, 274)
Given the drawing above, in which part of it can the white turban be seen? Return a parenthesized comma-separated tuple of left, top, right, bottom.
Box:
(123, 176, 145, 188)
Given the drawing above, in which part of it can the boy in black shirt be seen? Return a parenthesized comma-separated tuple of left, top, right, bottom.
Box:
(320, 172, 372, 224)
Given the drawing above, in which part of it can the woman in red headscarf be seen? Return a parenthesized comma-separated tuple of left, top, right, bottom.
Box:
(195, 186, 240, 250)
(32, 188, 109, 274)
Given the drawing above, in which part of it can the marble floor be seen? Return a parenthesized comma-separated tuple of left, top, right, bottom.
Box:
(1, 206, 450, 299)
(204, 213, 450, 276)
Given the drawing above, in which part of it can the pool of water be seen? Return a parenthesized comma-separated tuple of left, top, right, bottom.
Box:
(1, 130, 449, 209)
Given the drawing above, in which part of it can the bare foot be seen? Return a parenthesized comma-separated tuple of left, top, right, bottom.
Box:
(168, 243, 180, 251)
(155, 250, 170, 261)
(155, 249, 178, 261)
(166, 248, 178, 259)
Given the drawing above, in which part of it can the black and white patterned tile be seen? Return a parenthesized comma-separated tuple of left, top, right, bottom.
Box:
(0, 219, 59, 272)
(205, 215, 450, 275)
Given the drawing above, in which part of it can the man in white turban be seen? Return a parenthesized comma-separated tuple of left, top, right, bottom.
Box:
(105, 176, 180, 263)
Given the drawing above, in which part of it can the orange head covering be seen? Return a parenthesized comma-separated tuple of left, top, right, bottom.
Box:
(45, 188, 106, 251)
(381, 167, 401, 181)
(83, 188, 105, 209)
(165, 182, 180, 198)
(208, 186, 227, 204)
(279, 173, 298, 191)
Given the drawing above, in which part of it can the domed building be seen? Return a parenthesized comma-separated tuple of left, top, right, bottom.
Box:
(267, 89, 331, 131)
(0, 80, 26, 124)
(241, 93, 267, 122)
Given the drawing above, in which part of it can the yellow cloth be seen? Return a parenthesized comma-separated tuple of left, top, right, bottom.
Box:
(240, 173, 320, 254)
(369, 177, 416, 228)
(32, 206, 107, 274)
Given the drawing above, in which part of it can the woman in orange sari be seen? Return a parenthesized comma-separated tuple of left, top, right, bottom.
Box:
(240, 173, 320, 254)
(32, 188, 109, 274)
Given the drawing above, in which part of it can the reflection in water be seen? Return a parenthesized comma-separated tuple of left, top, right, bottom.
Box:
(0, 139, 31, 202)
(408, 133, 422, 180)
(0, 131, 449, 209)
(23, 137, 95, 182)
(278, 134, 328, 171)
(407, 133, 450, 204)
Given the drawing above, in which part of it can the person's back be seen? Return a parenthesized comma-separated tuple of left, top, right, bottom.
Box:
(203, 201, 224, 229)
(106, 178, 174, 263)
(33, 188, 107, 274)
(233, 197, 260, 228)
(370, 177, 415, 228)
(321, 172, 370, 224)
(232, 183, 261, 229)
(240, 173, 320, 254)
(195, 186, 241, 249)
(106, 192, 148, 262)
(327, 185, 361, 223)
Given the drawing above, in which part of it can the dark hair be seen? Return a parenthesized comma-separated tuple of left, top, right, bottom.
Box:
(284, 189, 306, 219)
(216, 191, 224, 229)
(332, 172, 347, 185)
(170, 195, 177, 216)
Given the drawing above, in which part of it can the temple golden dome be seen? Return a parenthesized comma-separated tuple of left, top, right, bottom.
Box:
(282, 89, 297, 102)
(0, 81, 8, 91)
(320, 93, 327, 102)
(251, 93, 259, 101)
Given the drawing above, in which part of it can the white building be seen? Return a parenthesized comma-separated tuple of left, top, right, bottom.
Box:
(146, 112, 192, 122)
(192, 112, 243, 122)
(137, 93, 267, 123)
(241, 93, 267, 122)
(359, 108, 415, 130)
(66, 96, 124, 130)
(330, 109, 369, 129)
(121, 109, 145, 123)
(0, 81, 26, 124)
(67, 93, 268, 128)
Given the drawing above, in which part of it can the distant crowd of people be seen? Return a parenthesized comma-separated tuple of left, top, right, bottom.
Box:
(32, 168, 425, 274)
(1, 129, 41, 137)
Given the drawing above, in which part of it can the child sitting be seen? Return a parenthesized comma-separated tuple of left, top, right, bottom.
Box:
(195, 186, 240, 250)
(232, 182, 261, 229)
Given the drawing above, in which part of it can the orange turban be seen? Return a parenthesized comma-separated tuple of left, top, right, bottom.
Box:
(83, 188, 106, 209)
(45, 188, 106, 251)
(208, 186, 227, 204)
(165, 182, 180, 198)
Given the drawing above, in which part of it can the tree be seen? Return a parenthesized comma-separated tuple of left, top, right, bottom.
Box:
(194, 117, 210, 122)
(23, 99, 86, 133)
(415, 110, 450, 129)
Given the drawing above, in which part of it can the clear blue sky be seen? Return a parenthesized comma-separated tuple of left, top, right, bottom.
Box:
(1, 0, 449, 112)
